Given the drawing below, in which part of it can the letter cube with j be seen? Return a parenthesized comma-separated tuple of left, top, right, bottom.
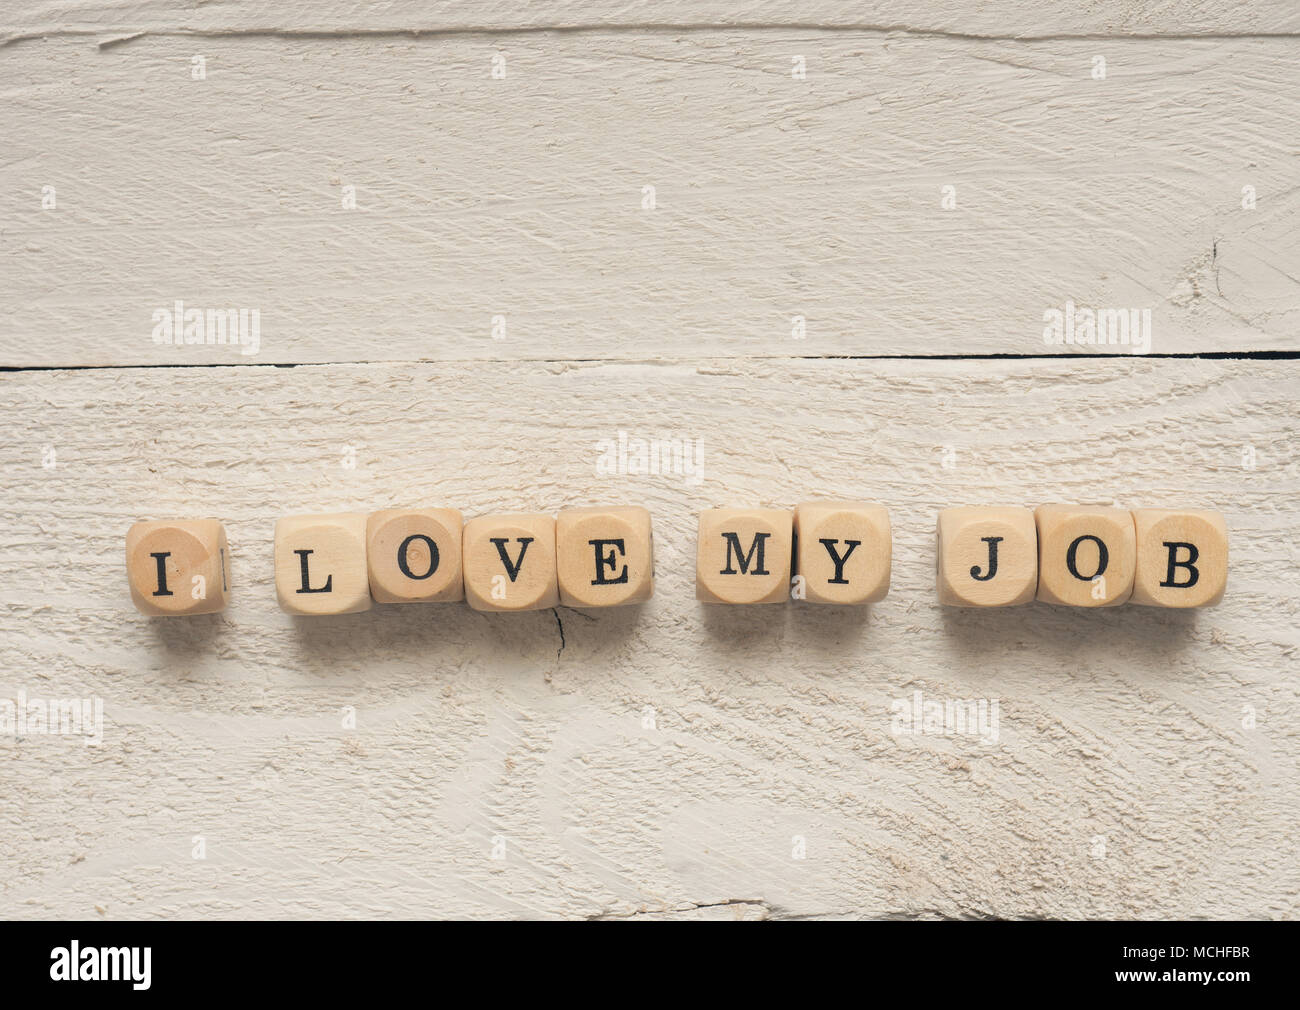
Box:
(793, 500, 890, 604)
(556, 506, 654, 608)
(274, 513, 372, 615)
(366, 508, 464, 604)
(936, 507, 1037, 606)
(696, 508, 792, 604)
(126, 519, 231, 616)
(463, 513, 558, 612)
(1130, 508, 1228, 607)
(1035, 505, 1135, 606)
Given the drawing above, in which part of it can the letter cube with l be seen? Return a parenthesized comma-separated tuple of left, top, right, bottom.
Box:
(126, 519, 231, 616)
(366, 508, 464, 604)
(936, 507, 1037, 607)
(696, 508, 792, 604)
(274, 513, 371, 615)
(1130, 508, 1228, 607)
(463, 513, 558, 612)
(556, 506, 654, 608)
(1035, 505, 1135, 607)
(793, 500, 890, 604)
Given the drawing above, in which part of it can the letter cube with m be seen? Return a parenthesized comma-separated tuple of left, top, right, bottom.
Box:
(696, 508, 792, 605)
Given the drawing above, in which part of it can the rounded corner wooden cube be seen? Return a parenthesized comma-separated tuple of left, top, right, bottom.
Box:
(1130, 508, 1228, 608)
(126, 518, 231, 616)
(556, 505, 653, 608)
(366, 507, 464, 604)
(274, 513, 372, 615)
(936, 506, 1037, 607)
(793, 500, 890, 605)
(696, 507, 792, 605)
(462, 512, 558, 612)
(1034, 504, 1135, 607)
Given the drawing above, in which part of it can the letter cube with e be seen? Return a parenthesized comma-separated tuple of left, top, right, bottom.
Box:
(366, 508, 464, 604)
(126, 519, 231, 616)
(1035, 505, 1135, 607)
(1130, 508, 1228, 607)
(936, 507, 1037, 607)
(274, 513, 371, 615)
(463, 513, 558, 612)
(696, 508, 792, 604)
(793, 500, 890, 604)
(556, 506, 654, 608)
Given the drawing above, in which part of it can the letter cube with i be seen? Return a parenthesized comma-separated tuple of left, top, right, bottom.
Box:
(126, 519, 231, 615)
(696, 508, 793, 604)
(1034, 505, 1135, 606)
(274, 513, 371, 615)
(936, 507, 1037, 606)
(366, 508, 464, 604)
(556, 506, 654, 608)
(793, 500, 890, 604)
(1130, 508, 1228, 607)
(463, 513, 558, 612)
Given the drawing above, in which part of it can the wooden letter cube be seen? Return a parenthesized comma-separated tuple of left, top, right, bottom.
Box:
(126, 519, 231, 616)
(936, 507, 1037, 607)
(793, 500, 890, 605)
(1034, 505, 1136, 607)
(1130, 508, 1228, 608)
(366, 508, 464, 604)
(696, 508, 792, 605)
(556, 506, 654, 608)
(463, 513, 558, 612)
(274, 513, 371, 615)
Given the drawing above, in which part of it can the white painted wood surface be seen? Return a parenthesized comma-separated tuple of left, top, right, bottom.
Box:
(1, 3, 1297, 919)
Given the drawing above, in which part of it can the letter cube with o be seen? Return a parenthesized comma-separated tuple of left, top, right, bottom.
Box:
(366, 508, 464, 604)
(793, 500, 890, 604)
(1034, 505, 1135, 607)
(936, 507, 1037, 607)
(126, 519, 231, 616)
(463, 513, 558, 612)
(556, 506, 654, 608)
(274, 513, 371, 615)
(1130, 508, 1228, 608)
(696, 508, 792, 604)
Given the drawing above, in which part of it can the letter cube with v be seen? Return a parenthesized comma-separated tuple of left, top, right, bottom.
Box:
(556, 506, 654, 608)
(1130, 508, 1227, 608)
(367, 508, 464, 604)
(1035, 505, 1135, 606)
(126, 519, 231, 616)
(793, 500, 890, 604)
(274, 513, 371, 615)
(463, 513, 558, 612)
(937, 507, 1037, 606)
(696, 508, 792, 604)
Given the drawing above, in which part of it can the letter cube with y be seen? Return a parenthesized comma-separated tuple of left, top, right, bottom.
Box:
(274, 513, 371, 615)
(936, 507, 1037, 607)
(367, 508, 464, 604)
(556, 506, 654, 608)
(793, 500, 890, 604)
(463, 513, 558, 612)
(1130, 508, 1228, 608)
(1035, 505, 1135, 607)
(696, 508, 792, 604)
(126, 519, 231, 616)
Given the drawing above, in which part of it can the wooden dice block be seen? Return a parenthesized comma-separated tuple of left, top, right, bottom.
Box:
(1035, 505, 1136, 607)
(936, 507, 1037, 607)
(1130, 508, 1228, 608)
(126, 519, 231, 616)
(696, 508, 792, 605)
(366, 508, 464, 604)
(556, 506, 654, 608)
(793, 500, 890, 604)
(274, 513, 371, 615)
(463, 513, 558, 612)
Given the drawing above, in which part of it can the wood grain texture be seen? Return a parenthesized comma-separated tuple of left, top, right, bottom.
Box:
(0, 358, 1296, 919)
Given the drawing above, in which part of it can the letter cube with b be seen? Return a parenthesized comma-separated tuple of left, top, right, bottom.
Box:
(1130, 508, 1228, 607)
(793, 500, 890, 604)
(556, 506, 654, 608)
(1035, 505, 1135, 607)
(126, 519, 231, 616)
(366, 508, 464, 604)
(274, 513, 371, 615)
(463, 513, 558, 612)
(696, 508, 792, 604)
(936, 507, 1037, 607)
